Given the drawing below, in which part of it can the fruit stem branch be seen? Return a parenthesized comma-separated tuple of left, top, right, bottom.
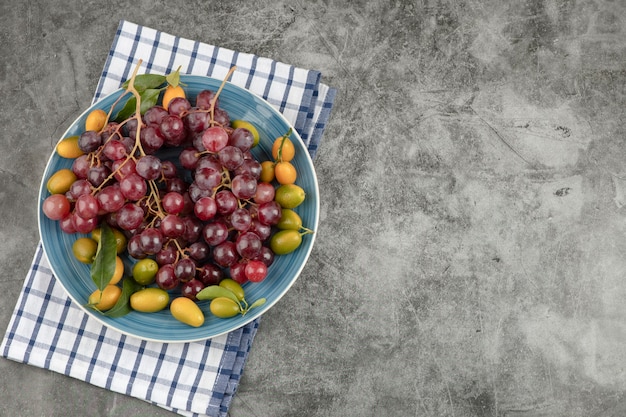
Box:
(208, 66, 237, 125)
(125, 60, 147, 157)
(147, 179, 166, 218)
(300, 227, 315, 235)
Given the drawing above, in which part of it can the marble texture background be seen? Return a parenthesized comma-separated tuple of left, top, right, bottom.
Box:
(2, 0, 626, 416)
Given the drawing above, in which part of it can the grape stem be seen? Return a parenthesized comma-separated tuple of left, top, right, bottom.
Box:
(208, 66, 237, 126)
(146, 179, 166, 219)
(125, 60, 147, 158)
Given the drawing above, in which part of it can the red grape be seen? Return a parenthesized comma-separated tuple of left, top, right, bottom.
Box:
(202, 126, 229, 152)
(245, 260, 268, 282)
(42, 194, 71, 221)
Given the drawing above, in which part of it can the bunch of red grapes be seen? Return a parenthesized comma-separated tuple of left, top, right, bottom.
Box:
(43, 87, 288, 301)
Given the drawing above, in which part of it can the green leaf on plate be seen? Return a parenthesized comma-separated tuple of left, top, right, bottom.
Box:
(103, 278, 140, 318)
(165, 66, 182, 88)
(122, 74, 166, 92)
(248, 298, 266, 310)
(90, 222, 117, 291)
(114, 88, 163, 122)
(113, 95, 137, 122)
(140, 88, 161, 114)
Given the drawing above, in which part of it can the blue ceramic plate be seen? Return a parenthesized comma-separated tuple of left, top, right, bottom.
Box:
(38, 75, 319, 343)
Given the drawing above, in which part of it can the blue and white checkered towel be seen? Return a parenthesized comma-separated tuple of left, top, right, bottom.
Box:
(0, 20, 335, 417)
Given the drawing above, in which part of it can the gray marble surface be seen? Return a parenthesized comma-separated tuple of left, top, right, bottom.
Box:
(3, 0, 626, 416)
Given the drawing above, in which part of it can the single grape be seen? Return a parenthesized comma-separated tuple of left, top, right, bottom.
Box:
(229, 128, 254, 152)
(212, 241, 239, 267)
(181, 279, 205, 301)
(194, 166, 222, 190)
(87, 165, 111, 187)
(187, 182, 213, 203)
(235, 231, 262, 259)
(196, 155, 223, 172)
(202, 220, 229, 246)
(103, 212, 120, 230)
(59, 214, 77, 234)
(231, 173, 257, 200)
(119, 172, 148, 201)
(160, 213, 185, 238)
(254, 245, 275, 267)
(68, 179, 93, 199)
(136, 155, 162, 180)
(215, 190, 238, 215)
(125, 117, 139, 140)
(160, 114, 187, 146)
(213, 108, 230, 126)
(96, 184, 125, 213)
(179, 147, 200, 170)
(248, 219, 272, 241)
(257, 201, 282, 226)
(144, 105, 169, 125)
(202, 126, 229, 153)
(196, 89, 218, 109)
(161, 160, 178, 178)
(162, 191, 185, 214)
(234, 158, 262, 179)
(140, 125, 165, 153)
(230, 207, 252, 232)
(197, 263, 224, 286)
(174, 257, 197, 282)
(188, 241, 211, 263)
(116, 203, 145, 231)
(72, 212, 99, 234)
(167, 96, 191, 116)
(253, 182, 275, 204)
(155, 264, 179, 290)
(245, 260, 268, 282)
(229, 261, 248, 284)
(102, 139, 127, 161)
(155, 244, 178, 266)
(182, 215, 203, 242)
(181, 191, 195, 215)
(71, 155, 91, 179)
(42, 194, 71, 220)
(127, 235, 147, 259)
(119, 136, 135, 154)
(184, 110, 209, 133)
(112, 158, 137, 181)
(192, 132, 206, 151)
(217, 145, 244, 170)
(78, 130, 102, 153)
(165, 177, 188, 194)
(139, 227, 164, 255)
(75, 194, 99, 219)
(194, 196, 217, 221)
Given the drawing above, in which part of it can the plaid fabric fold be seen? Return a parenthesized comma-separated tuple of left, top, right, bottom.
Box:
(0, 20, 335, 417)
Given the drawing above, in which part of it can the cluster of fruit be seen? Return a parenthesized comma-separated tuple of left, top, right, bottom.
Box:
(41, 67, 312, 326)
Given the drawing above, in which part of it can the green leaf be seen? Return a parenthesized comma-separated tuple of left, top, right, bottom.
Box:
(165, 66, 182, 87)
(122, 74, 166, 92)
(113, 88, 162, 122)
(103, 278, 139, 318)
(90, 223, 118, 291)
(114, 96, 137, 122)
(140, 88, 161, 114)
(248, 298, 266, 310)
